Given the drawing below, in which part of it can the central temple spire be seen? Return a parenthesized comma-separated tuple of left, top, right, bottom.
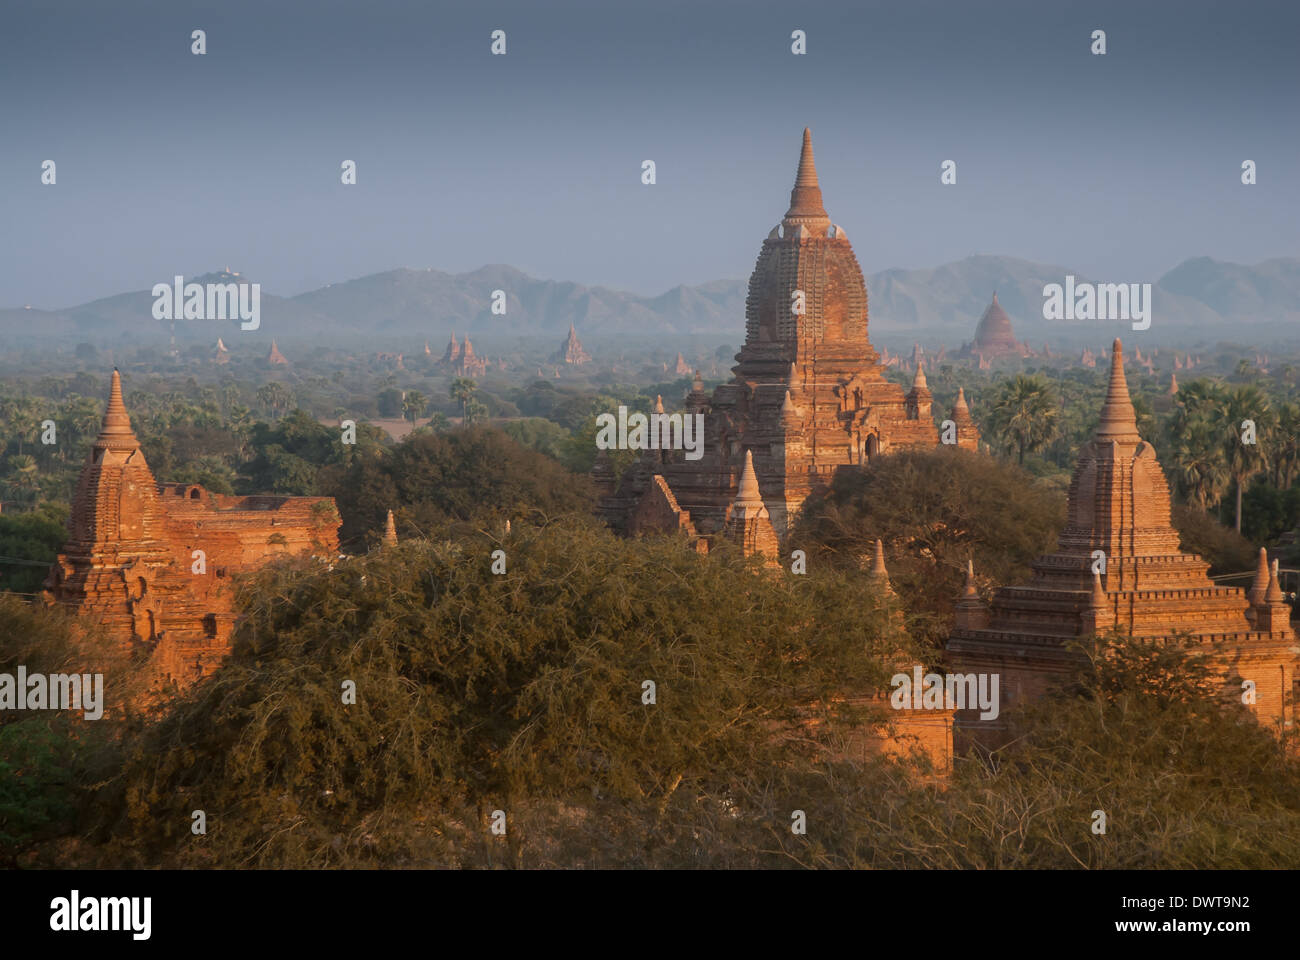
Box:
(783, 128, 830, 226)
(97, 368, 140, 448)
(1094, 338, 1141, 443)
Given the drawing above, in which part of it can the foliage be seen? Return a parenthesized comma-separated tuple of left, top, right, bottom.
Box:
(0, 503, 66, 593)
(320, 426, 596, 548)
(90, 519, 910, 867)
(793, 447, 1065, 647)
(982, 374, 1059, 465)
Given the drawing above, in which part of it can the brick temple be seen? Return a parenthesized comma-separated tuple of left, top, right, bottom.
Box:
(42, 370, 340, 686)
(948, 339, 1299, 739)
(440, 332, 487, 376)
(553, 323, 592, 365)
(956, 292, 1033, 362)
(597, 128, 979, 554)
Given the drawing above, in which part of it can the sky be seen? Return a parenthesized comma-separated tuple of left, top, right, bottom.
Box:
(2, 0, 1297, 307)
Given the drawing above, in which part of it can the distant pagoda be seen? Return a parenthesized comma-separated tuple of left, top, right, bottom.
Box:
(440, 332, 487, 376)
(214, 338, 229, 364)
(958, 292, 1032, 361)
(948, 339, 1298, 740)
(267, 340, 289, 365)
(554, 323, 592, 365)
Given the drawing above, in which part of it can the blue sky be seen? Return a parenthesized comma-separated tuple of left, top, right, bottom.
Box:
(2, 0, 1297, 306)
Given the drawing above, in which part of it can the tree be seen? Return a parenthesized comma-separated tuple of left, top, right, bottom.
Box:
(450, 378, 478, 421)
(89, 517, 912, 868)
(984, 375, 1058, 465)
(320, 426, 596, 548)
(1165, 379, 1229, 510)
(1270, 402, 1300, 491)
(401, 391, 427, 425)
(0, 503, 66, 593)
(1220, 383, 1274, 532)
(376, 388, 403, 419)
(255, 382, 292, 419)
(793, 447, 1065, 647)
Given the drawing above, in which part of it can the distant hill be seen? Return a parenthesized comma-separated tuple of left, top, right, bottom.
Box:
(4, 257, 1296, 344)
(1157, 256, 1300, 322)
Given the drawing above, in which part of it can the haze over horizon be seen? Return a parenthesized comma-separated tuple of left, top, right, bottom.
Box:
(4, 0, 1298, 307)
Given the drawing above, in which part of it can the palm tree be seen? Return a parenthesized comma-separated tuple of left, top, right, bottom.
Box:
(985, 375, 1058, 465)
(256, 382, 292, 419)
(1169, 417, 1230, 510)
(1271, 402, 1300, 490)
(5, 454, 40, 498)
(1165, 379, 1230, 510)
(1221, 383, 1275, 532)
(463, 397, 489, 426)
(402, 390, 428, 425)
(450, 378, 478, 421)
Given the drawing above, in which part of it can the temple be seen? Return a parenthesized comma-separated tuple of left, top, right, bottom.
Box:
(440, 332, 487, 376)
(948, 340, 1299, 739)
(597, 129, 978, 555)
(42, 371, 340, 687)
(957, 292, 1032, 363)
(554, 323, 592, 365)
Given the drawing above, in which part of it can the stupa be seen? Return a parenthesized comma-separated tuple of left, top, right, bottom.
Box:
(599, 129, 973, 557)
(948, 340, 1298, 738)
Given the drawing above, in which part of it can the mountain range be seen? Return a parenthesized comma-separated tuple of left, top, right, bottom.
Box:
(3, 256, 1297, 345)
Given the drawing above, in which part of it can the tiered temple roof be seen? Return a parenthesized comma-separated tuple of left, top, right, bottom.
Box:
(43, 370, 339, 688)
(948, 340, 1298, 735)
(554, 323, 592, 365)
(599, 129, 973, 557)
(440, 332, 487, 376)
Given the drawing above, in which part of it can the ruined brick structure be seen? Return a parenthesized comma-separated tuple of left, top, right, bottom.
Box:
(42, 370, 340, 687)
(948, 340, 1299, 741)
(598, 129, 978, 557)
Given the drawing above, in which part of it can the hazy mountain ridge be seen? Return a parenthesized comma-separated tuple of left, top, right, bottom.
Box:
(3, 257, 1296, 343)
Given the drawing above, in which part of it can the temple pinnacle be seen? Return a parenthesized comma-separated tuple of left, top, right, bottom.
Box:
(736, 449, 762, 505)
(870, 538, 889, 579)
(99, 368, 136, 440)
(1248, 547, 1271, 606)
(784, 128, 829, 223)
(1094, 338, 1141, 443)
(954, 386, 971, 415)
(1266, 559, 1284, 603)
